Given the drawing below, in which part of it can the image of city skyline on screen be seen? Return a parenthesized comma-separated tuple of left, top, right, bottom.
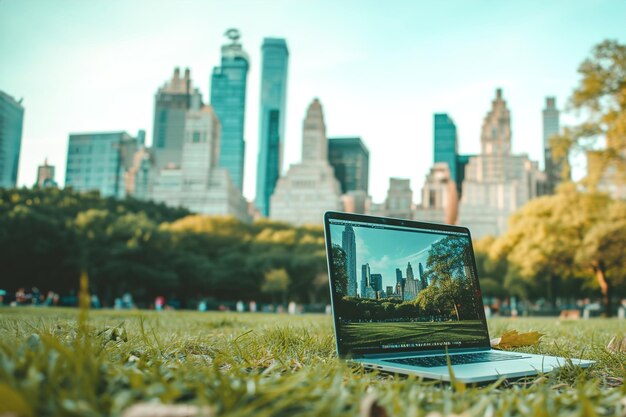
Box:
(328, 222, 489, 352)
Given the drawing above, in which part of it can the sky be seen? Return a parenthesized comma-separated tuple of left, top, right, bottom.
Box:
(2, 0, 626, 203)
(330, 222, 446, 291)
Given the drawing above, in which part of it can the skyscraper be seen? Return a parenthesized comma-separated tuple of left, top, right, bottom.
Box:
(150, 104, 249, 221)
(65, 131, 141, 198)
(328, 137, 370, 194)
(459, 89, 546, 238)
(419, 262, 428, 289)
(403, 262, 419, 301)
(0, 91, 24, 188)
(361, 263, 371, 299)
(342, 225, 357, 297)
(370, 273, 383, 295)
(419, 162, 458, 224)
(153, 68, 203, 169)
(481, 89, 511, 156)
(211, 29, 249, 191)
(543, 97, 562, 192)
(255, 38, 289, 217)
(434, 114, 458, 189)
(270, 98, 343, 225)
(36, 159, 56, 188)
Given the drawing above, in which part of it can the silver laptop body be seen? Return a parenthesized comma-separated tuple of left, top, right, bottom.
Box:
(323, 211, 594, 383)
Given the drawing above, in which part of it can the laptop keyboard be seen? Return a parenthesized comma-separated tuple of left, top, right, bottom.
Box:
(384, 351, 527, 368)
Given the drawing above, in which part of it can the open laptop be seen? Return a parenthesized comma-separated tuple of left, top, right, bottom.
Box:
(323, 211, 594, 383)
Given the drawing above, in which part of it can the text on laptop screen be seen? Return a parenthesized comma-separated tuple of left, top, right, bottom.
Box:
(328, 218, 490, 354)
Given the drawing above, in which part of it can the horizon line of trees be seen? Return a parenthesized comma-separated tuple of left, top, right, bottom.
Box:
(0, 187, 329, 308)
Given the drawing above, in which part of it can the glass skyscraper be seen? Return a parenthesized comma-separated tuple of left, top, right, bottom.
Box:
(341, 225, 357, 297)
(65, 131, 140, 198)
(433, 113, 458, 188)
(328, 137, 369, 194)
(255, 38, 289, 216)
(211, 29, 249, 191)
(0, 91, 24, 188)
(543, 97, 561, 192)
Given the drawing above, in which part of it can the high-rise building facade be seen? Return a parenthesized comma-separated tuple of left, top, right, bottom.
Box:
(150, 104, 249, 221)
(418, 163, 458, 224)
(0, 91, 24, 188)
(543, 97, 562, 192)
(36, 159, 56, 188)
(459, 89, 546, 238)
(434, 114, 458, 188)
(211, 29, 249, 190)
(361, 263, 371, 298)
(153, 68, 203, 169)
(270, 98, 343, 225)
(370, 273, 383, 294)
(255, 38, 289, 216)
(65, 131, 141, 198)
(328, 137, 370, 194)
(342, 225, 357, 297)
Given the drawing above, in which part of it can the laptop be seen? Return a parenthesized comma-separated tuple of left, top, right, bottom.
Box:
(323, 211, 595, 383)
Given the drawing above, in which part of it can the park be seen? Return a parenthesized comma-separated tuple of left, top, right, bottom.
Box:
(2, 3, 626, 416)
(0, 307, 624, 416)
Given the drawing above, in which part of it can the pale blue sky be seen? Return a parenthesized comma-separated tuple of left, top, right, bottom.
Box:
(2, 0, 625, 202)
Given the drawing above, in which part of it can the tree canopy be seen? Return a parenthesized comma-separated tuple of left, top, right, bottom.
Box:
(0, 188, 328, 308)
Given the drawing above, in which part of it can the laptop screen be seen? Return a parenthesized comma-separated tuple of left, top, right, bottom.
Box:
(325, 212, 491, 356)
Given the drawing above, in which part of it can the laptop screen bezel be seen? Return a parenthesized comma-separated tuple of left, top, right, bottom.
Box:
(324, 211, 492, 358)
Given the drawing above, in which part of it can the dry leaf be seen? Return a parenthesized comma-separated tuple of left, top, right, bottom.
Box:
(121, 404, 213, 417)
(606, 335, 626, 353)
(360, 394, 389, 417)
(490, 330, 543, 349)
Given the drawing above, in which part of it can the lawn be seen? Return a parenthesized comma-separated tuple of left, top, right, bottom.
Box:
(0, 308, 624, 417)
(340, 320, 488, 349)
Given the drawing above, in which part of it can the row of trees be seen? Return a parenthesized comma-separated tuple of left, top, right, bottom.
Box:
(475, 186, 626, 317)
(0, 188, 329, 307)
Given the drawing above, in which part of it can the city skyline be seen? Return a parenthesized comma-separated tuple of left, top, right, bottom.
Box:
(2, 1, 626, 202)
(330, 223, 443, 293)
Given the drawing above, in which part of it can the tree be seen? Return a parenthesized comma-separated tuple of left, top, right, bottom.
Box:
(493, 185, 626, 316)
(261, 268, 290, 307)
(551, 40, 626, 186)
(419, 235, 481, 321)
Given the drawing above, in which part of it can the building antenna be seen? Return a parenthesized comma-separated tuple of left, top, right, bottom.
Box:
(224, 28, 241, 43)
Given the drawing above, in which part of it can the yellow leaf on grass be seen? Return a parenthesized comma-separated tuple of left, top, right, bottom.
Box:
(490, 330, 544, 349)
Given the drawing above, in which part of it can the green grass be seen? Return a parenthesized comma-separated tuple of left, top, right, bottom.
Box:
(0, 308, 624, 417)
(340, 320, 488, 348)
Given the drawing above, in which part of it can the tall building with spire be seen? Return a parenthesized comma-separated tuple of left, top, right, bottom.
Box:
(0, 91, 24, 188)
(403, 262, 419, 301)
(543, 97, 563, 192)
(255, 38, 289, 217)
(211, 29, 249, 191)
(153, 68, 203, 169)
(269, 98, 342, 225)
(342, 225, 357, 297)
(459, 89, 546, 238)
